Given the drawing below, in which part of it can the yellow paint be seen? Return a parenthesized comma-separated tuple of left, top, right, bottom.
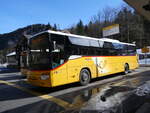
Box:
(0, 80, 71, 108)
(27, 56, 139, 87)
(142, 47, 149, 53)
(102, 24, 119, 31)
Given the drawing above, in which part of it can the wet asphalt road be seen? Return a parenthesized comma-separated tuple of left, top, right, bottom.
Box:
(0, 67, 150, 113)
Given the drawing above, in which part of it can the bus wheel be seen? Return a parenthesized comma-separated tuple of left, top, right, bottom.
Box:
(80, 69, 91, 86)
(124, 64, 129, 75)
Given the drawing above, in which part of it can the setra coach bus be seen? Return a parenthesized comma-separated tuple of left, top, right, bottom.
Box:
(27, 30, 139, 87)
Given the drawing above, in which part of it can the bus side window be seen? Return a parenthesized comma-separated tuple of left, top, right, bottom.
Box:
(96, 48, 103, 56)
(103, 42, 113, 49)
(80, 47, 89, 56)
(122, 45, 128, 56)
(110, 49, 118, 56)
(103, 49, 109, 56)
(103, 42, 115, 56)
(128, 45, 136, 55)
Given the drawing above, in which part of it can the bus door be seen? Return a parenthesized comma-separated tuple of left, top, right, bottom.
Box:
(51, 52, 68, 85)
(50, 34, 68, 86)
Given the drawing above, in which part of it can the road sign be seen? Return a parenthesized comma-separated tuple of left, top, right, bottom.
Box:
(102, 24, 120, 37)
(142, 47, 150, 53)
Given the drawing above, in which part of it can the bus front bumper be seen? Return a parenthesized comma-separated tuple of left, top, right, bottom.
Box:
(27, 71, 52, 87)
(27, 78, 52, 87)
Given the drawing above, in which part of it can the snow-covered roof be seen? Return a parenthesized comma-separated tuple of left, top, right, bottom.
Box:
(6, 52, 16, 57)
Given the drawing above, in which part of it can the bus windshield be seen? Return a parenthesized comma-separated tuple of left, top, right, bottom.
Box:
(29, 33, 51, 70)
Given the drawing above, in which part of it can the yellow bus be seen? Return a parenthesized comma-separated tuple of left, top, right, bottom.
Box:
(27, 30, 139, 87)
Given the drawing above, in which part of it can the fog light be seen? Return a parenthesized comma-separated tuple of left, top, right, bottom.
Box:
(40, 75, 49, 80)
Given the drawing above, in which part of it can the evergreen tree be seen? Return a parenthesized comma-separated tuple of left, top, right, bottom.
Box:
(84, 25, 89, 36)
(53, 24, 57, 31)
(76, 20, 84, 35)
(46, 23, 52, 30)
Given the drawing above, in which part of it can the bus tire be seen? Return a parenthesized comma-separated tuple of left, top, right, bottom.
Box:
(124, 63, 129, 75)
(80, 69, 91, 86)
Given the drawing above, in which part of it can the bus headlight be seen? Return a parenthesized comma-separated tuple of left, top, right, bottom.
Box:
(40, 75, 49, 80)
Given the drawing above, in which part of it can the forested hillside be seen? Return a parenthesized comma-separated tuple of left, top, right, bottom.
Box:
(0, 23, 55, 50)
(69, 5, 150, 48)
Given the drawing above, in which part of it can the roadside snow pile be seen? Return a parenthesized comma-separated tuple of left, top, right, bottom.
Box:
(135, 81, 150, 96)
(80, 82, 150, 113)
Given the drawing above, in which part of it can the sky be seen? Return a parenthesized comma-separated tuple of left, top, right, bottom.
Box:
(0, 0, 125, 34)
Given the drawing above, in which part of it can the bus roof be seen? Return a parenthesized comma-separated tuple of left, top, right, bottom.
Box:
(29, 30, 135, 46)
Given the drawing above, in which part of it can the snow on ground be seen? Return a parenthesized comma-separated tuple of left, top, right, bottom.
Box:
(135, 81, 150, 96)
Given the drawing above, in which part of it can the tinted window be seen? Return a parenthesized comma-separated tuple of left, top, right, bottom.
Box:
(95, 48, 103, 56)
(104, 42, 114, 49)
(122, 44, 128, 56)
(128, 45, 136, 55)
(112, 43, 123, 49)
(51, 34, 65, 51)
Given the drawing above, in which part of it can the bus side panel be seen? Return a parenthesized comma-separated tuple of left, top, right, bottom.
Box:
(96, 56, 139, 77)
(67, 57, 97, 84)
(50, 56, 98, 87)
(50, 63, 68, 87)
(83, 57, 97, 78)
(67, 58, 82, 83)
(127, 56, 139, 70)
(96, 57, 120, 76)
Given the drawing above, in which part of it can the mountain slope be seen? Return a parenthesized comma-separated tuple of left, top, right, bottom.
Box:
(0, 24, 52, 50)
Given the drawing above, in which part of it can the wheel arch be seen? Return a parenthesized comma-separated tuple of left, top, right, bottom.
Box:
(124, 63, 130, 74)
(125, 63, 129, 69)
(81, 67, 92, 78)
